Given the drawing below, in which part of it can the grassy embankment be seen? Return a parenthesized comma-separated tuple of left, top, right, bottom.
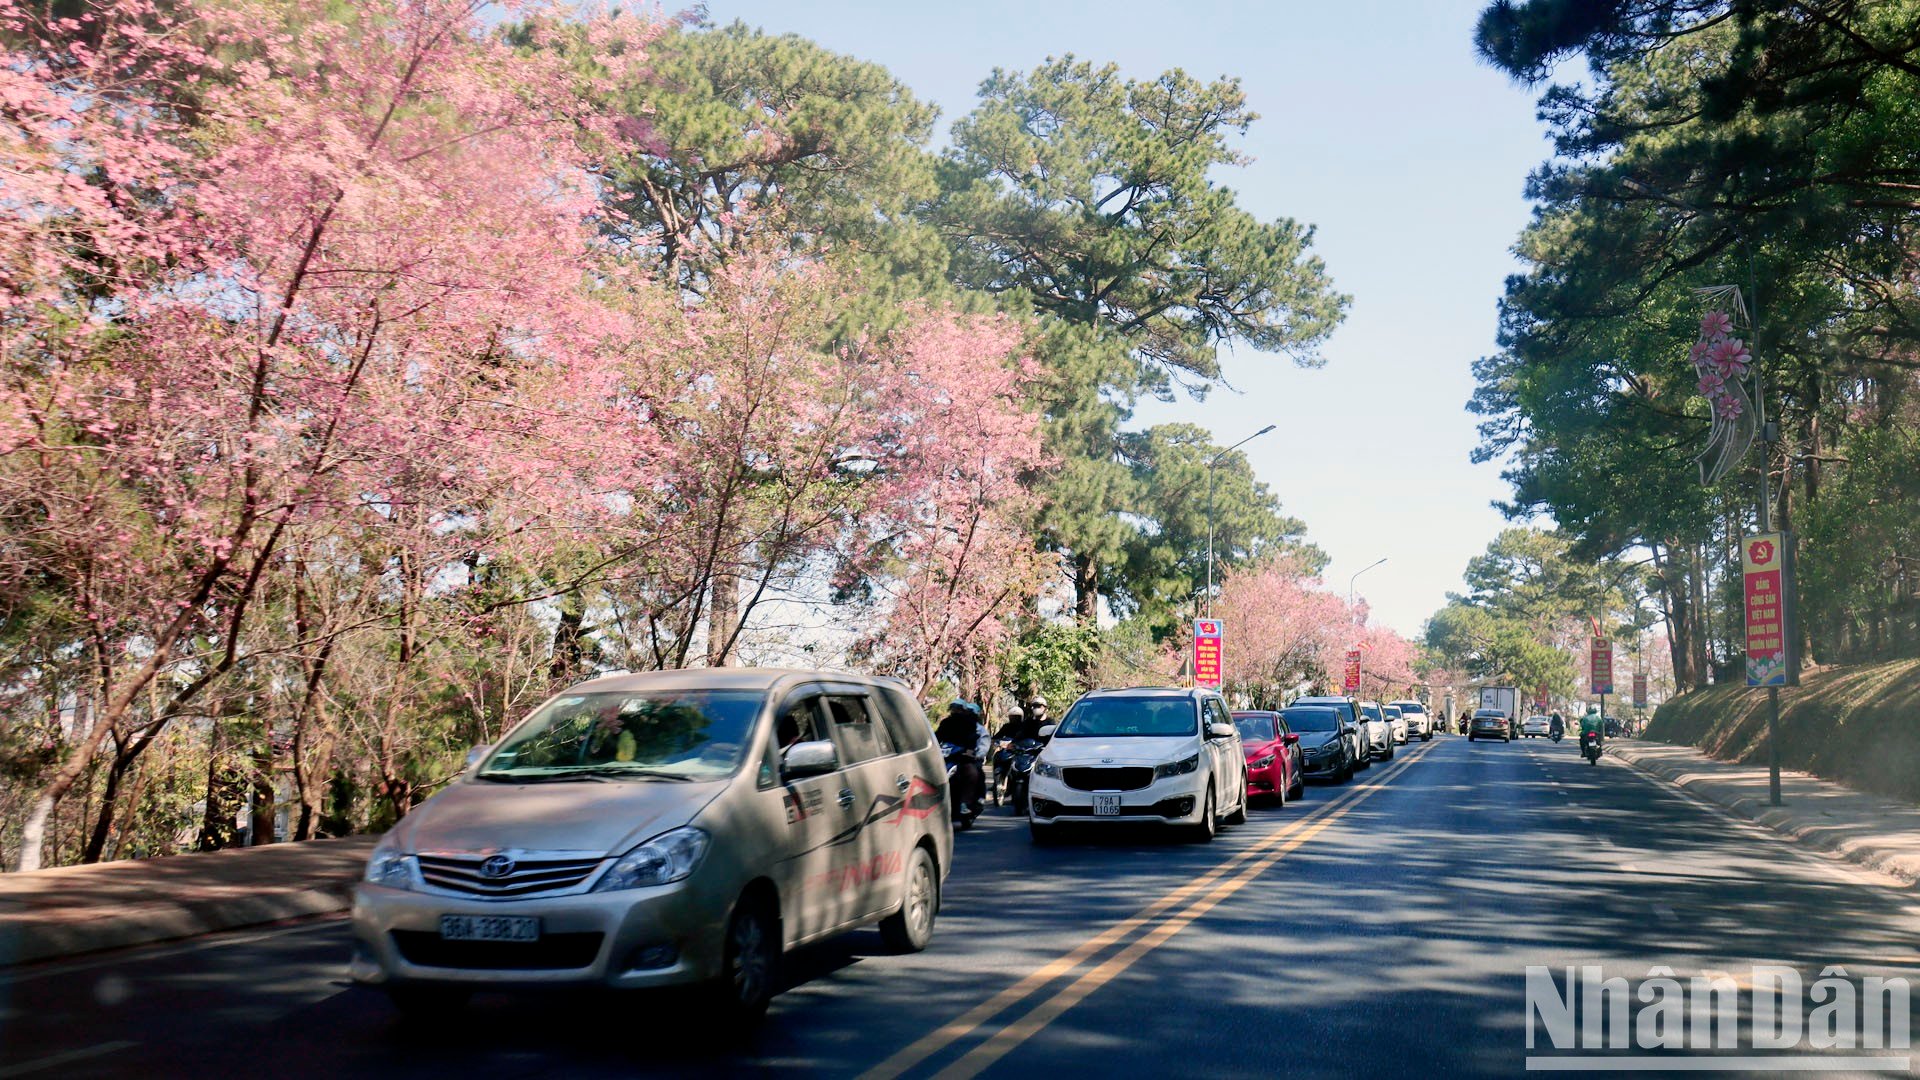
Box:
(1645, 658, 1920, 803)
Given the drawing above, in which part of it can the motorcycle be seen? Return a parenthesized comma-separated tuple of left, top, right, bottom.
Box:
(1549, 723, 1564, 744)
(1581, 731, 1603, 765)
(941, 742, 982, 829)
(994, 736, 1045, 815)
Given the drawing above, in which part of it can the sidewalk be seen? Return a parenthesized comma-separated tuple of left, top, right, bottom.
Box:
(1609, 740, 1920, 886)
(0, 835, 377, 967)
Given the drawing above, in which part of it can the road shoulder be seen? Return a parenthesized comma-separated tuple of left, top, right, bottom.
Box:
(1608, 740, 1920, 886)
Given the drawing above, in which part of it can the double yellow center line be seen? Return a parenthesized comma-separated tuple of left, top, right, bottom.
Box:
(861, 739, 1438, 1080)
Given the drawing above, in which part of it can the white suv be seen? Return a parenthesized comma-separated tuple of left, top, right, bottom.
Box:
(1028, 687, 1248, 843)
(1389, 700, 1433, 741)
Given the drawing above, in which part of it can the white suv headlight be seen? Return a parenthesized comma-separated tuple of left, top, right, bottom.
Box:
(1033, 760, 1062, 779)
(363, 848, 415, 890)
(592, 827, 709, 892)
(1154, 754, 1200, 779)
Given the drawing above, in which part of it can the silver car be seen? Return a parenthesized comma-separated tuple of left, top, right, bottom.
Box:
(350, 669, 953, 1020)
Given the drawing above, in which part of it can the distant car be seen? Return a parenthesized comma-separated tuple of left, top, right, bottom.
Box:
(1382, 704, 1409, 745)
(1028, 687, 1248, 843)
(1232, 711, 1304, 805)
(1469, 709, 1513, 742)
(1388, 700, 1433, 741)
(1521, 715, 1552, 738)
(1357, 701, 1395, 761)
(1279, 705, 1357, 783)
(1292, 696, 1369, 772)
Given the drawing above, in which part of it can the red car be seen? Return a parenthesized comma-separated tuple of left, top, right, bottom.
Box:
(1232, 710, 1304, 806)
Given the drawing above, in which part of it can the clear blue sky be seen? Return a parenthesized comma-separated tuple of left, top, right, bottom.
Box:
(706, 0, 1553, 636)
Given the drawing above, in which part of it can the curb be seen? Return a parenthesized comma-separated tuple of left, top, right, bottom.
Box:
(0, 885, 357, 968)
(0, 836, 376, 969)
(1608, 745, 1920, 887)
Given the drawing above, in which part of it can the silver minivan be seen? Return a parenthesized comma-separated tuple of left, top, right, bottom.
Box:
(350, 668, 953, 1019)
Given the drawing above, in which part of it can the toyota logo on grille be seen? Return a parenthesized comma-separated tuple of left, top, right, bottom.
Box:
(479, 855, 516, 879)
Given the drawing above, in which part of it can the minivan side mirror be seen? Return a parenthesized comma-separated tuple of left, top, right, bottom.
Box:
(1038, 724, 1057, 740)
(782, 739, 839, 780)
(1207, 722, 1236, 740)
(463, 745, 491, 772)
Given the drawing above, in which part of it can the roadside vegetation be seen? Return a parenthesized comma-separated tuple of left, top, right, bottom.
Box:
(1648, 659, 1920, 803)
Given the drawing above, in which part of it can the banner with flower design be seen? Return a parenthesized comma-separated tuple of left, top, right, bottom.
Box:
(1688, 286, 1758, 484)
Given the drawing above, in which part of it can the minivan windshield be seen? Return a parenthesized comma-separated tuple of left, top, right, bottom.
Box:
(1361, 704, 1384, 722)
(1397, 702, 1426, 714)
(1054, 696, 1198, 738)
(1280, 707, 1340, 732)
(480, 690, 762, 782)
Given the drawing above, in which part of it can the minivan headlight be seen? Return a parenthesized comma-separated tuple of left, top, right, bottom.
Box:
(364, 849, 415, 890)
(1033, 759, 1062, 779)
(592, 828, 709, 892)
(1155, 754, 1200, 779)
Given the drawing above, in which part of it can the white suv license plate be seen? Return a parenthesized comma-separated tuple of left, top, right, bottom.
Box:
(1092, 794, 1123, 816)
(440, 915, 539, 942)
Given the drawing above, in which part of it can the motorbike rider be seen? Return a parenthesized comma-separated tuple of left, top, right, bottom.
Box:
(1548, 711, 1565, 740)
(1026, 694, 1052, 735)
(1579, 706, 1605, 753)
(936, 701, 988, 814)
(991, 705, 1029, 802)
(999, 704, 1039, 742)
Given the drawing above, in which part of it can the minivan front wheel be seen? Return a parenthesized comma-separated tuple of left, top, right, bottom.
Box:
(879, 845, 938, 953)
(1187, 787, 1217, 843)
(714, 896, 778, 1021)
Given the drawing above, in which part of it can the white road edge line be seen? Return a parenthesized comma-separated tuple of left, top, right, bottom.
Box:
(0, 1041, 137, 1078)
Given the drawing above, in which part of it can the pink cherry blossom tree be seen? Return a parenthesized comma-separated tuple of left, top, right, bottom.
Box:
(846, 309, 1052, 696)
(1213, 557, 1350, 705)
(0, 0, 664, 868)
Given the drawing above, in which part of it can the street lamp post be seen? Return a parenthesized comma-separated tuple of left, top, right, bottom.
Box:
(1346, 557, 1386, 698)
(1205, 424, 1277, 617)
(1617, 177, 1784, 805)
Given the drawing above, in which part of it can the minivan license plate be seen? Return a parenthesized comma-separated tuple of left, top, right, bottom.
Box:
(1093, 794, 1122, 816)
(440, 915, 539, 942)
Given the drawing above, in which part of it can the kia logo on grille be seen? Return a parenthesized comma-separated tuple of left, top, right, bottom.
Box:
(479, 855, 516, 879)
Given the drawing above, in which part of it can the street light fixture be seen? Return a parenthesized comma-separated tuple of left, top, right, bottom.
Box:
(1206, 424, 1277, 617)
(1348, 557, 1387, 616)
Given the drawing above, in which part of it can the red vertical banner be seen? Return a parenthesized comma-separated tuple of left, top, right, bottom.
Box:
(1342, 648, 1362, 693)
(1193, 619, 1223, 691)
(1632, 672, 1649, 709)
(1742, 533, 1791, 687)
(1589, 637, 1614, 696)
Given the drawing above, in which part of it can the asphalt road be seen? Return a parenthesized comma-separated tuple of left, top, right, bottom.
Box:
(5, 735, 1919, 1079)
